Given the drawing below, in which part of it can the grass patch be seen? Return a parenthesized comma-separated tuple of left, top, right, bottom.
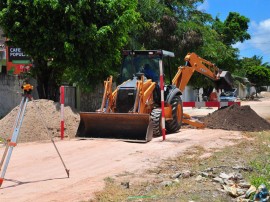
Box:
(0, 136, 6, 144)
(247, 131, 270, 188)
(88, 131, 270, 202)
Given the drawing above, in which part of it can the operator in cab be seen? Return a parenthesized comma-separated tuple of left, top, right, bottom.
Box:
(142, 64, 159, 82)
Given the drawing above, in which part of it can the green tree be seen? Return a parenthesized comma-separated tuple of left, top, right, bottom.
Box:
(0, 0, 139, 99)
(235, 55, 270, 77)
(246, 66, 270, 94)
(131, 0, 205, 58)
(128, 1, 250, 91)
(212, 12, 250, 45)
(189, 11, 251, 90)
(133, 1, 248, 69)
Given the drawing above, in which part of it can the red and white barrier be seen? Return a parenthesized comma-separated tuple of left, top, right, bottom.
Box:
(60, 86, 65, 140)
(183, 101, 241, 108)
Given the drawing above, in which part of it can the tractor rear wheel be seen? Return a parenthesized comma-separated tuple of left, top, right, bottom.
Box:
(150, 108, 162, 137)
(166, 95, 183, 133)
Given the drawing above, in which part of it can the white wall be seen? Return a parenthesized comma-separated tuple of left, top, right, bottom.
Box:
(0, 75, 38, 117)
(237, 83, 247, 99)
(181, 86, 197, 102)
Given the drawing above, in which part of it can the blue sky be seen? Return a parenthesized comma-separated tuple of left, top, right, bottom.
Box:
(197, 0, 270, 64)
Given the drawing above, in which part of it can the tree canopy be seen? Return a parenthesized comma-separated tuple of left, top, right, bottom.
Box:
(246, 65, 270, 91)
(212, 12, 250, 45)
(128, 1, 250, 89)
(0, 0, 139, 99)
(0, 0, 263, 99)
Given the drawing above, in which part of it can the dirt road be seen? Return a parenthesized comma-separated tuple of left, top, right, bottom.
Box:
(1, 97, 270, 202)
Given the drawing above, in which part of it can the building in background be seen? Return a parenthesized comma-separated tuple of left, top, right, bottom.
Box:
(0, 28, 32, 75)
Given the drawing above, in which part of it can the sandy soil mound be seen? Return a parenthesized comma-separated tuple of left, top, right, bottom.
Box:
(0, 99, 80, 143)
(203, 104, 270, 131)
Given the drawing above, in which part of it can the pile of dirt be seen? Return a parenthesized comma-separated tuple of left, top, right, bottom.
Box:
(0, 99, 80, 143)
(203, 104, 270, 131)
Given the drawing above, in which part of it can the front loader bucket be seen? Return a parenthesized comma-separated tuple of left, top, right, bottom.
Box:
(76, 112, 153, 142)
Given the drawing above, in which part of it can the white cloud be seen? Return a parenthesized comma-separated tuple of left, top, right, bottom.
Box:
(234, 18, 270, 62)
(234, 41, 247, 50)
(197, 0, 209, 12)
(233, 42, 252, 59)
(250, 19, 270, 54)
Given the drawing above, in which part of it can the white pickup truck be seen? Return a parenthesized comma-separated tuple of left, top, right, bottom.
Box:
(220, 88, 237, 102)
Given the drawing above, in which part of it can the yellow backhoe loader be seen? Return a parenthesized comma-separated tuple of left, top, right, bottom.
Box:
(76, 50, 233, 142)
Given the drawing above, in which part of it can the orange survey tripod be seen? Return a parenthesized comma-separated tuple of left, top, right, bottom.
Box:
(0, 83, 69, 187)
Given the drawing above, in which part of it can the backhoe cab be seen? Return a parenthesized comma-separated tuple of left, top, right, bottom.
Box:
(120, 50, 173, 83)
(117, 50, 174, 113)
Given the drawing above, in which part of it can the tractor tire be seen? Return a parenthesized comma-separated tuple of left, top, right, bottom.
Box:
(166, 95, 183, 133)
(150, 108, 162, 137)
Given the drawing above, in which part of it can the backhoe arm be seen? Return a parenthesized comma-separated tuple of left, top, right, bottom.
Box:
(171, 52, 229, 129)
(185, 52, 219, 80)
(172, 53, 220, 92)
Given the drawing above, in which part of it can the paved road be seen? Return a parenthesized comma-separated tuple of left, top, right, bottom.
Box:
(242, 99, 270, 120)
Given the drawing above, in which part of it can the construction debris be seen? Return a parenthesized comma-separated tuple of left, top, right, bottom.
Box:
(253, 184, 269, 201)
(161, 166, 269, 201)
(194, 168, 269, 201)
(203, 104, 270, 132)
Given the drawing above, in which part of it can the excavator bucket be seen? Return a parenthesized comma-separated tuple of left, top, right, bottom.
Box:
(76, 112, 153, 142)
(217, 71, 234, 91)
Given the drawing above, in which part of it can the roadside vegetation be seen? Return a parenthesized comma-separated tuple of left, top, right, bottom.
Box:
(89, 131, 270, 201)
(2, 0, 269, 100)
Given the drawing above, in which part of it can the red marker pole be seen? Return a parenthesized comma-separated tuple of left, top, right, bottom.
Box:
(159, 60, 166, 140)
(60, 86, 64, 140)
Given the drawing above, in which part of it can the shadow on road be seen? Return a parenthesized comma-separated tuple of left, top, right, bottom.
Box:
(2, 176, 68, 189)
